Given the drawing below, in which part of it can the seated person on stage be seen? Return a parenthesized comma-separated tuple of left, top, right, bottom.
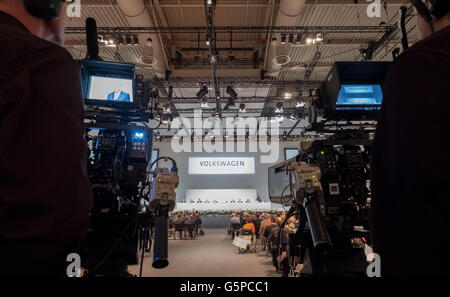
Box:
(107, 84, 130, 102)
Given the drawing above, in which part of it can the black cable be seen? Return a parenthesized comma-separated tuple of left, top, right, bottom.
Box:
(279, 184, 292, 211)
(139, 226, 148, 277)
(150, 156, 178, 172)
(84, 215, 137, 277)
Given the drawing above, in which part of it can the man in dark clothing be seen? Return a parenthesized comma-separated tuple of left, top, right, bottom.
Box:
(0, 1, 93, 277)
(371, 0, 450, 277)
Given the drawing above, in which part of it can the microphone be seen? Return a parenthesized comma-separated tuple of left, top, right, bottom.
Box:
(85, 17, 100, 60)
(152, 206, 169, 269)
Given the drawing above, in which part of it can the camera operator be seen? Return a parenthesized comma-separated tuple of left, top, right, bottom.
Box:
(0, 0, 93, 277)
(371, 0, 450, 277)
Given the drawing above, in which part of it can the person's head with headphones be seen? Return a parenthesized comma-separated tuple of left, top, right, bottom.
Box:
(411, 0, 450, 39)
(0, 0, 70, 45)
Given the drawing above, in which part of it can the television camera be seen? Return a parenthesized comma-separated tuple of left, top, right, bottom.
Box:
(79, 44, 176, 275)
(268, 132, 372, 276)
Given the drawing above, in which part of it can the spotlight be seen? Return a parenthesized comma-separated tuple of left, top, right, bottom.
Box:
(275, 102, 283, 113)
(228, 55, 236, 66)
(118, 35, 124, 45)
(97, 34, 105, 43)
(146, 37, 153, 47)
(163, 105, 171, 114)
(196, 86, 208, 100)
(270, 37, 278, 47)
(239, 104, 246, 113)
(125, 35, 132, 45)
(205, 35, 210, 46)
(306, 36, 314, 45)
(283, 91, 292, 99)
(277, 114, 284, 123)
(315, 33, 323, 43)
(280, 34, 287, 45)
(296, 34, 303, 44)
(133, 35, 139, 45)
(288, 34, 294, 44)
(296, 100, 305, 108)
(105, 37, 117, 47)
(201, 99, 209, 108)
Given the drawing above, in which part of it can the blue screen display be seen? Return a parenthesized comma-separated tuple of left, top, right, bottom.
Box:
(133, 132, 145, 141)
(336, 84, 383, 110)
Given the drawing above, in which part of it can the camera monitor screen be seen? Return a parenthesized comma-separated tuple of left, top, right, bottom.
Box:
(80, 60, 136, 108)
(336, 84, 383, 110)
(88, 76, 134, 103)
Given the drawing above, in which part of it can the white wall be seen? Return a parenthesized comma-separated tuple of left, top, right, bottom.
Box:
(152, 140, 300, 203)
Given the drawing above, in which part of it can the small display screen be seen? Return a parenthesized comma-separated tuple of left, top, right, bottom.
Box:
(336, 84, 383, 110)
(88, 76, 134, 102)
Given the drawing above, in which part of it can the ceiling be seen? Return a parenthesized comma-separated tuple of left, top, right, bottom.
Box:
(66, 0, 418, 136)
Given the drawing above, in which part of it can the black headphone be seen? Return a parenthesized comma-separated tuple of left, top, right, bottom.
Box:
(23, 0, 68, 20)
(410, 0, 450, 22)
(410, 0, 433, 23)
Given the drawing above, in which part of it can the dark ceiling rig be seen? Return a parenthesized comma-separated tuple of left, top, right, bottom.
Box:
(203, 0, 222, 119)
(65, 25, 395, 35)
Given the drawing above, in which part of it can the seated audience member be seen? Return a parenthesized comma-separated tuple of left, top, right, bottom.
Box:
(242, 217, 256, 251)
(242, 217, 256, 234)
(240, 212, 248, 228)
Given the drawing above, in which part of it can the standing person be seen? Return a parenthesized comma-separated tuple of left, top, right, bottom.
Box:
(253, 213, 261, 240)
(230, 213, 240, 239)
(195, 212, 203, 236)
(371, 0, 450, 277)
(0, 0, 93, 277)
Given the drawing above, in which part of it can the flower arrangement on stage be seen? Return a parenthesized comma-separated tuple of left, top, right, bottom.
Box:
(171, 209, 283, 216)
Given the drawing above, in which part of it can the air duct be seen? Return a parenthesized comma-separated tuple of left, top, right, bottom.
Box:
(116, 0, 167, 75)
(265, 0, 305, 76)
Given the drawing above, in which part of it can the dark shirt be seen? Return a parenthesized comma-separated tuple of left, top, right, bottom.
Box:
(371, 25, 450, 277)
(185, 217, 196, 225)
(0, 11, 93, 253)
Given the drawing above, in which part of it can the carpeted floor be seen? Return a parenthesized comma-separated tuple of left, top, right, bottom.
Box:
(128, 228, 280, 277)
